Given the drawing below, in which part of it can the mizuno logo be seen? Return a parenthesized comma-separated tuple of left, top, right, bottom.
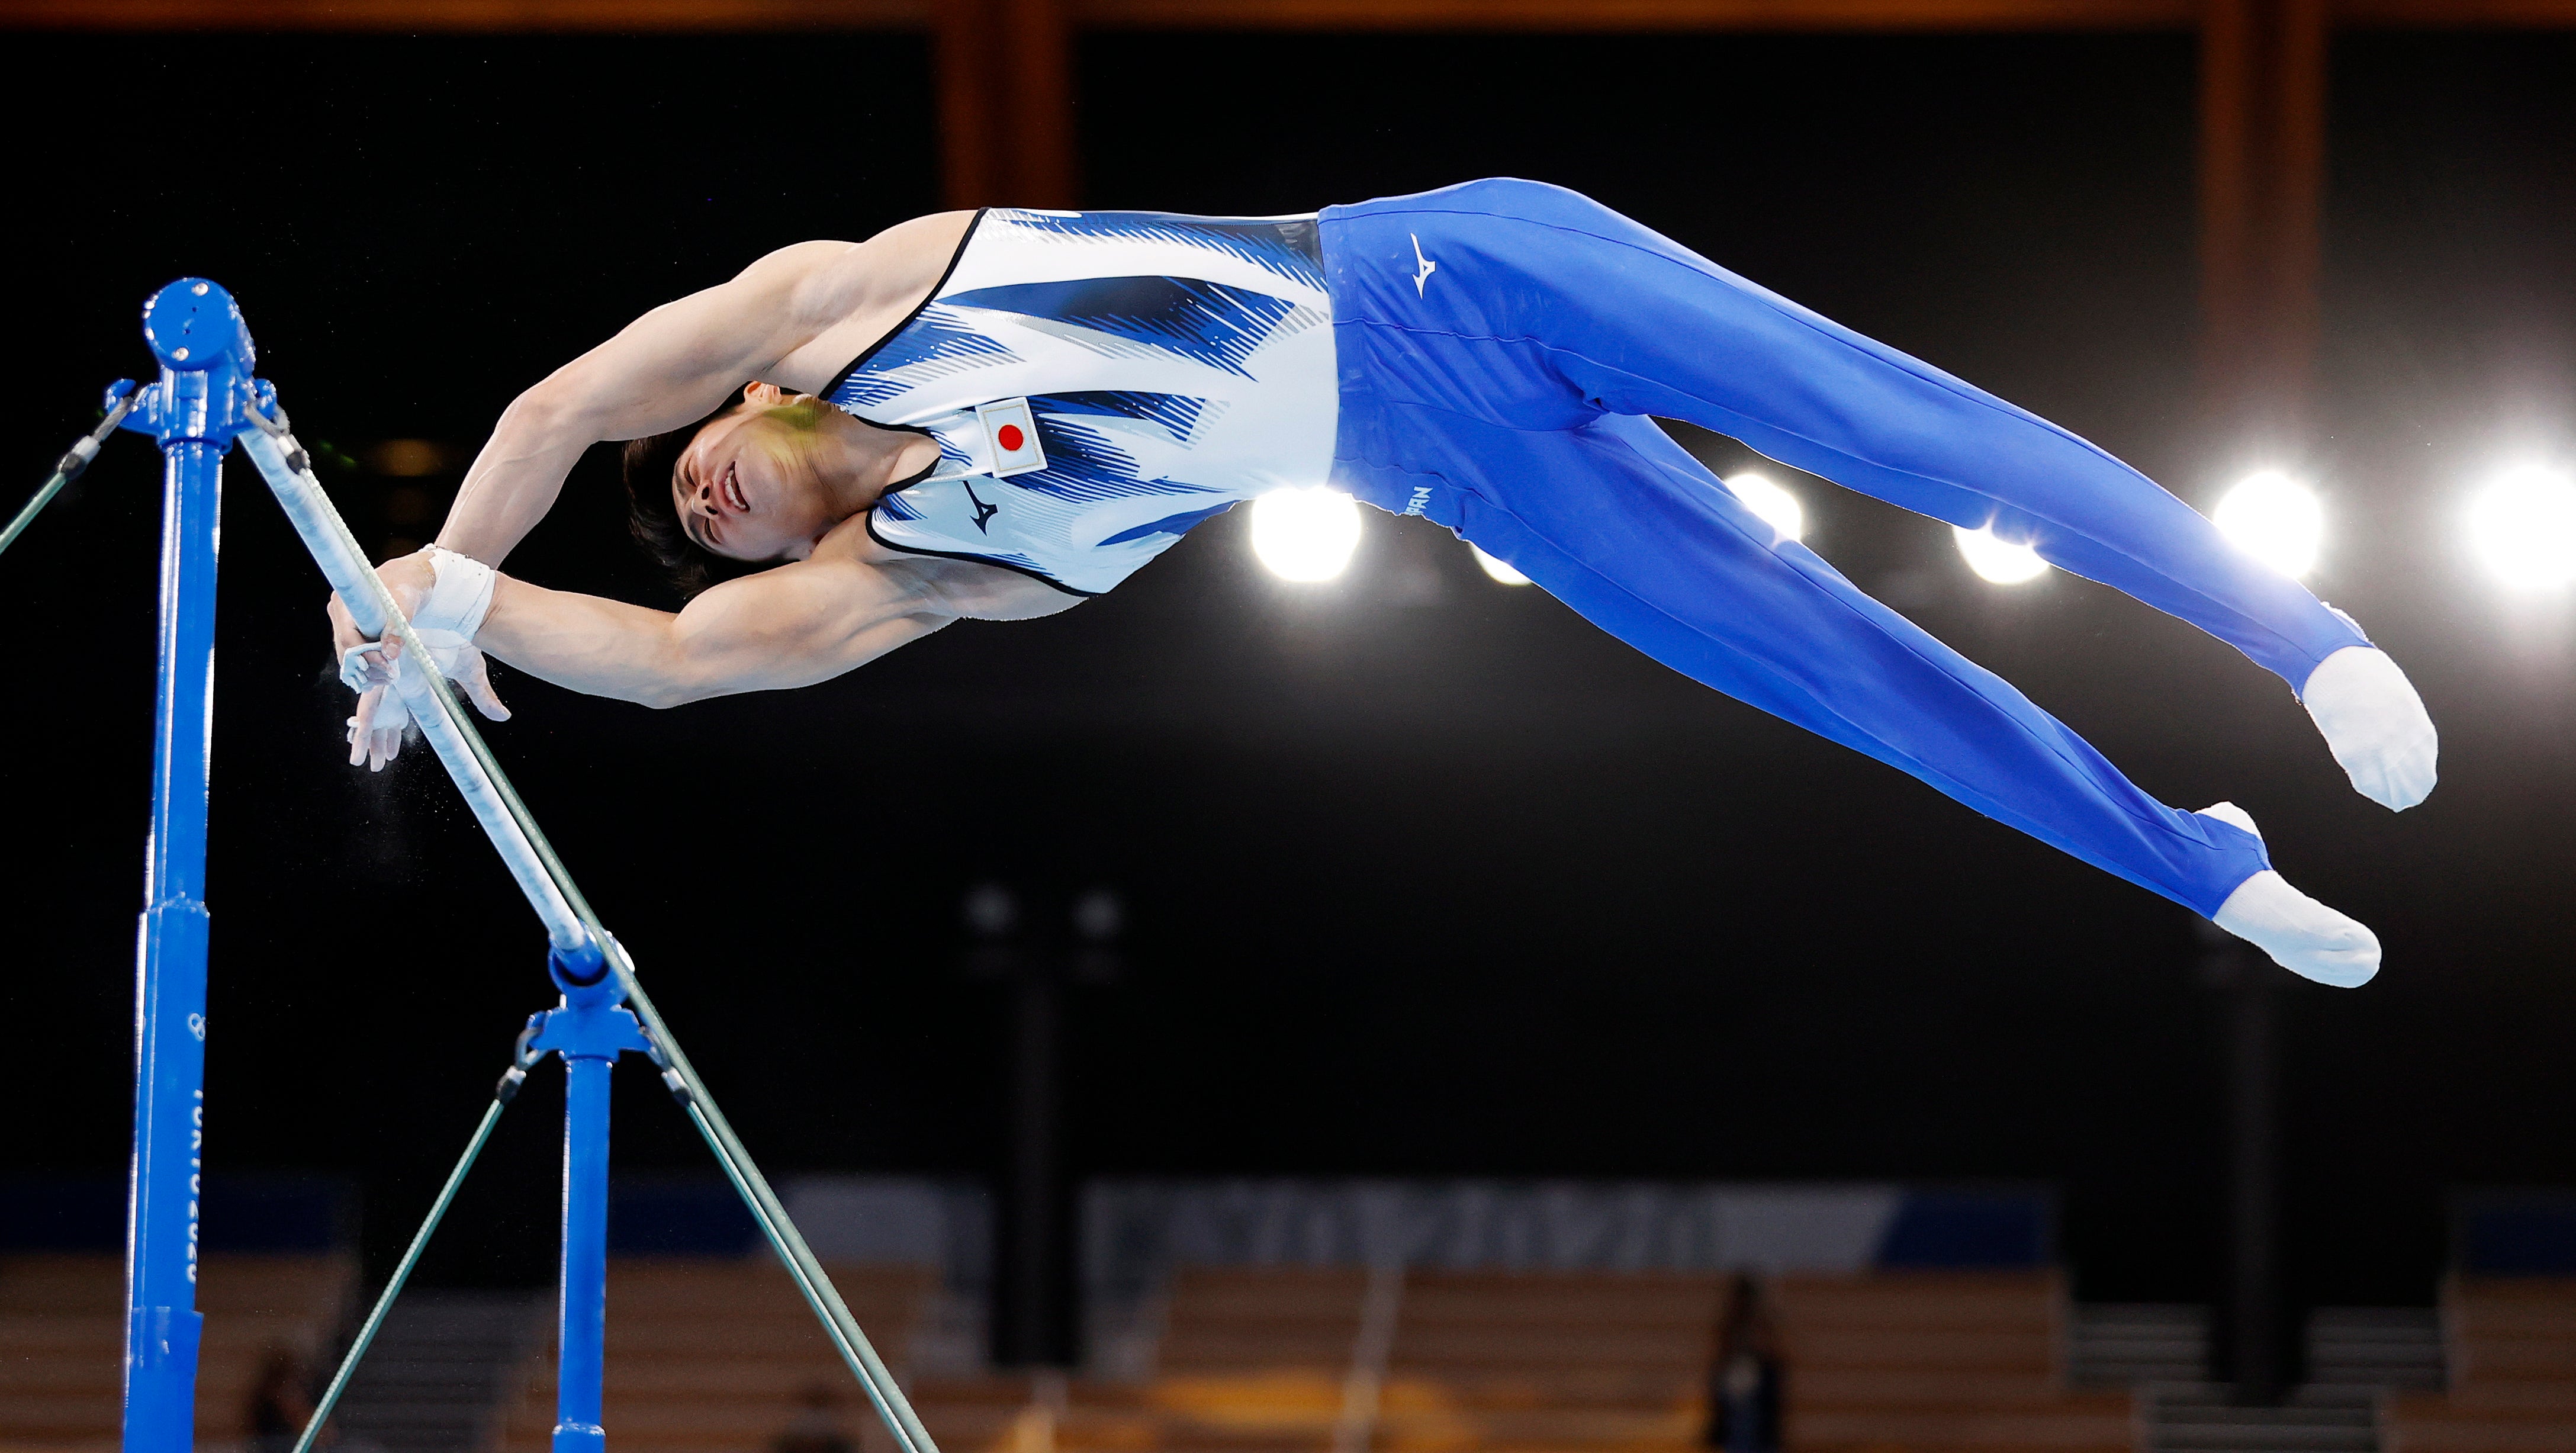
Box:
(961, 477, 1000, 533)
(1410, 233, 1437, 296)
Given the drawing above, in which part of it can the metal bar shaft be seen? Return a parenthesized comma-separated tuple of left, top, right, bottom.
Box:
(123, 438, 222, 1453)
(234, 416, 940, 1453)
(233, 429, 587, 953)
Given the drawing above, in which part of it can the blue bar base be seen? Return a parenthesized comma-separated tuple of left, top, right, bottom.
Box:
(121, 279, 254, 1453)
(123, 1305, 202, 1452)
(529, 958, 655, 1453)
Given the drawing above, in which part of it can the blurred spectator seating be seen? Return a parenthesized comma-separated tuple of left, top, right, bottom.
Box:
(1372, 1268, 1723, 1453)
(493, 1258, 939, 1453)
(1770, 1271, 2132, 1453)
(0, 1251, 355, 1453)
(1090, 1265, 1363, 1452)
(472, 1264, 2143, 1453)
(916, 1265, 1371, 1453)
(2387, 1277, 2576, 1453)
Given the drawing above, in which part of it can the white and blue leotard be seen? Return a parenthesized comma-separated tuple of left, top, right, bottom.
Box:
(825, 183, 2382, 924)
(822, 207, 1337, 596)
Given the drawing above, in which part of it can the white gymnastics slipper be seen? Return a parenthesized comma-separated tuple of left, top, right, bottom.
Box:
(2302, 645, 2438, 811)
(2199, 802, 2381, 987)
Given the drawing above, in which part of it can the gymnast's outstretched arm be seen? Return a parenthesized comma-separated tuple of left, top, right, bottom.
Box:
(332, 513, 1073, 765)
(427, 213, 969, 566)
(472, 522, 956, 710)
(474, 516, 1075, 710)
(326, 211, 993, 765)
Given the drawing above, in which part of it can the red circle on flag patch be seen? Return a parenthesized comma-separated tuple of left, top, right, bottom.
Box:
(996, 424, 1025, 452)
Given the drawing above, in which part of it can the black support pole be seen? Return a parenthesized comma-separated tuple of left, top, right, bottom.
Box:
(970, 884, 1122, 1371)
(1005, 950, 1067, 1367)
(2207, 929, 2285, 1404)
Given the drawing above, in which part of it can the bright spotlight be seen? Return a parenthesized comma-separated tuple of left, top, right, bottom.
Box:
(2213, 470, 2323, 578)
(1469, 544, 1531, 585)
(1725, 472, 1806, 542)
(1952, 524, 2049, 585)
(1251, 487, 1362, 582)
(2468, 463, 2576, 589)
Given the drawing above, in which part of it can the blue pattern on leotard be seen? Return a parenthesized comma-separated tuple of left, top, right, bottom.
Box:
(944, 277, 1303, 380)
(995, 211, 1329, 291)
(822, 208, 1337, 596)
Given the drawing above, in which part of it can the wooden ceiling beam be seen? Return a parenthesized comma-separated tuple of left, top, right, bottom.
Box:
(0, 0, 928, 29)
(2334, 0, 2576, 22)
(940, 0, 1079, 208)
(1072, 0, 2193, 28)
(2199, 0, 2327, 443)
(11, 0, 2576, 30)
(12, 0, 2572, 464)
(0, 0, 2199, 32)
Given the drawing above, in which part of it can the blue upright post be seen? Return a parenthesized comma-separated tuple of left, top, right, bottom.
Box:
(558, 1054, 612, 1453)
(118, 279, 259, 1453)
(526, 945, 647, 1453)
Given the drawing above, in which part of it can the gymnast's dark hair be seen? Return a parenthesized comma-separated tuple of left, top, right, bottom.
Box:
(621, 396, 771, 601)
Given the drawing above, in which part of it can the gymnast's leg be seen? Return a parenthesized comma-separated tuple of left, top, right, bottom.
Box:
(1323, 179, 2435, 813)
(1436, 414, 2378, 985)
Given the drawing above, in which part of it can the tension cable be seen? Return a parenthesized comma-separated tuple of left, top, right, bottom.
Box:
(290, 1041, 540, 1453)
(1, 382, 138, 559)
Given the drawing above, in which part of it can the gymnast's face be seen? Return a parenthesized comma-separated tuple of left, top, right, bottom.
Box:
(672, 386, 850, 564)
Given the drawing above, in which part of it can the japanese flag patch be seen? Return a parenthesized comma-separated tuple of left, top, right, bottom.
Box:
(977, 398, 1047, 477)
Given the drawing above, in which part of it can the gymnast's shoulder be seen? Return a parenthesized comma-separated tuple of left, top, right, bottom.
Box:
(738, 213, 977, 387)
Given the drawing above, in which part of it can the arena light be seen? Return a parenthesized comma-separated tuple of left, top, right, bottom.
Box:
(2213, 470, 2323, 579)
(1952, 524, 2048, 585)
(1470, 544, 1532, 585)
(1725, 472, 1806, 542)
(1251, 487, 1362, 582)
(2467, 463, 2576, 589)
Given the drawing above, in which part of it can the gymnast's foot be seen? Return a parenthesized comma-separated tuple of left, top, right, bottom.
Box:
(2199, 802, 2381, 987)
(2302, 645, 2438, 811)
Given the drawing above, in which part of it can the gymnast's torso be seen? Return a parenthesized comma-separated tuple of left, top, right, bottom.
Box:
(820, 207, 1340, 596)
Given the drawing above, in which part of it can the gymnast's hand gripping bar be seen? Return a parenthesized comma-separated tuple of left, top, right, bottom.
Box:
(235, 417, 591, 955)
(231, 405, 945, 1453)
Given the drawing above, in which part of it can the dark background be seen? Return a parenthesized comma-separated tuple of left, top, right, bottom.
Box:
(4, 28, 2572, 1313)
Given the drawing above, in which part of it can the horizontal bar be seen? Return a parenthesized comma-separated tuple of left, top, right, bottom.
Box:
(234, 427, 590, 954)
(231, 412, 944, 1453)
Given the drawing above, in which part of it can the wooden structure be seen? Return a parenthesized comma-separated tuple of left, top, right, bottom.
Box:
(0, 1251, 357, 1452)
(493, 1258, 942, 1453)
(7, 0, 2575, 439)
(1768, 1270, 2127, 1453)
(488, 1263, 2135, 1453)
(2386, 1277, 2576, 1453)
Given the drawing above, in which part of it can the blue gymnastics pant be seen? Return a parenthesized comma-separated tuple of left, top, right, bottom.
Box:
(1317, 179, 2371, 917)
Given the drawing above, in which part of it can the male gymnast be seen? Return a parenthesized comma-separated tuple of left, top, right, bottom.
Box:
(332, 179, 2438, 988)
